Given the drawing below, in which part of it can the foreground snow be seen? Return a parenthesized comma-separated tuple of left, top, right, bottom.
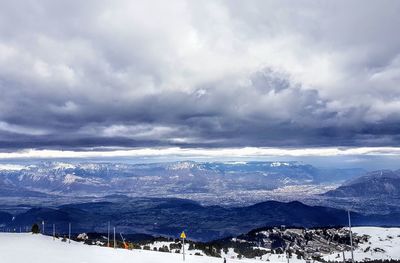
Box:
(323, 227, 400, 262)
(1, 227, 400, 263)
(0, 233, 253, 263)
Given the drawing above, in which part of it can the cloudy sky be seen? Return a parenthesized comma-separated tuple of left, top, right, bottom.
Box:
(0, 0, 400, 160)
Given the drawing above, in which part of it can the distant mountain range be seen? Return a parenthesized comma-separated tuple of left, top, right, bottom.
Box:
(0, 162, 399, 241)
(1, 197, 398, 241)
(0, 161, 364, 200)
(324, 170, 400, 198)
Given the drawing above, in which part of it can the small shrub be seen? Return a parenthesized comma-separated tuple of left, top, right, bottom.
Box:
(143, 245, 151, 250)
(159, 246, 170, 253)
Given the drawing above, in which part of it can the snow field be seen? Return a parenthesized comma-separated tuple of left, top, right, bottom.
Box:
(0, 233, 254, 263)
(1, 227, 400, 263)
(323, 227, 400, 262)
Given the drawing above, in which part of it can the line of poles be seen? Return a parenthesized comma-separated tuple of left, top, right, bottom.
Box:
(40, 221, 117, 247)
(0, 226, 30, 232)
(105, 221, 116, 249)
(105, 221, 116, 248)
(2, 221, 121, 249)
(47, 222, 71, 243)
(3, 221, 74, 243)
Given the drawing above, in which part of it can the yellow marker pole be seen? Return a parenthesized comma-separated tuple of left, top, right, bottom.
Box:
(180, 231, 186, 261)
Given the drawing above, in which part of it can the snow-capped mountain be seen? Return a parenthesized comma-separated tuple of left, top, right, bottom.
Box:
(0, 161, 364, 199)
(4, 161, 400, 216)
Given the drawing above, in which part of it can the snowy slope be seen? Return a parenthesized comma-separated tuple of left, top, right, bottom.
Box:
(0, 233, 254, 263)
(1, 227, 400, 263)
(323, 227, 400, 262)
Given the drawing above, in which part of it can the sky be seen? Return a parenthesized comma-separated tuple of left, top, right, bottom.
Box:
(0, 1, 400, 163)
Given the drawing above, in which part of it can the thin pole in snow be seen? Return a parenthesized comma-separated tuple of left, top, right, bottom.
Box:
(180, 231, 186, 261)
(113, 227, 116, 249)
(107, 221, 110, 247)
(183, 237, 185, 261)
(53, 224, 55, 240)
(68, 223, 71, 244)
(286, 244, 290, 263)
(348, 210, 354, 263)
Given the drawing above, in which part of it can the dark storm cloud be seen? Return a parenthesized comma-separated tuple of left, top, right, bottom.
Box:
(0, 0, 400, 150)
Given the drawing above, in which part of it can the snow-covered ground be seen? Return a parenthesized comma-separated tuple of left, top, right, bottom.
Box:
(324, 227, 400, 262)
(1, 227, 400, 263)
(0, 233, 252, 263)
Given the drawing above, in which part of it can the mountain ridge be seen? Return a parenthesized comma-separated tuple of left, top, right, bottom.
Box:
(324, 169, 400, 198)
(2, 197, 399, 241)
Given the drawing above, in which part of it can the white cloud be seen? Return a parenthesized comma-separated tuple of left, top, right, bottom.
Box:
(1, 147, 400, 159)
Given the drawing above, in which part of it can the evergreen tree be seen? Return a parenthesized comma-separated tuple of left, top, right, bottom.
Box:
(31, 223, 40, 234)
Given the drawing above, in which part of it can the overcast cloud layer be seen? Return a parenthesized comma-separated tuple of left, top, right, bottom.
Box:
(0, 0, 400, 151)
